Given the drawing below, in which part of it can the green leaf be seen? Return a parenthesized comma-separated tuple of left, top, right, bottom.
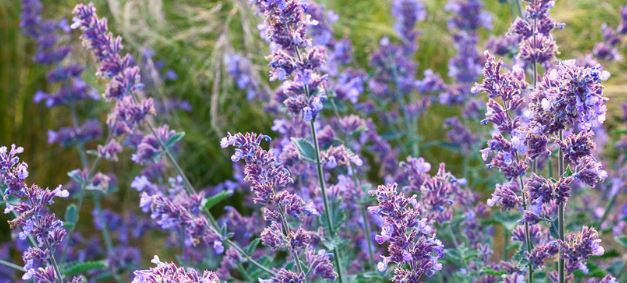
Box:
(201, 191, 233, 212)
(480, 267, 506, 276)
(615, 235, 627, 248)
(564, 166, 573, 177)
(165, 132, 186, 148)
(64, 204, 78, 230)
(245, 238, 261, 255)
(61, 260, 107, 277)
(291, 138, 316, 162)
(67, 169, 85, 186)
(353, 271, 388, 283)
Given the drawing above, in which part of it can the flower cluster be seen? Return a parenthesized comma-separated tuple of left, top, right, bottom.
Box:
(392, 0, 426, 54)
(5, 0, 624, 282)
(445, 0, 491, 89)
(592, 6, 627, 61)
(559, 226, 604, 273)
(1, 145, 71, 281)
(225, 53, 269, 101)
(21, 0, 101, 149)
(255, 0, 328, 122)
(132, 256, 220, 283)
(222, 132, 335, 281)
(509, 0, 563, 66)
(529, 60, 608, 134)
(369, 183, 444, 282)
(71, 3, 154, 151)
(474, 53, 529, 181)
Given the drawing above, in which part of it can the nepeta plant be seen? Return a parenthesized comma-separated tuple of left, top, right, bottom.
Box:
(3, 0, 625, 282)
(473, 1, 615, 282)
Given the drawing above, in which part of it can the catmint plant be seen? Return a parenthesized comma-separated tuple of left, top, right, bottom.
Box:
(0, 145, 75, 282)
(473, 1, 612, 282)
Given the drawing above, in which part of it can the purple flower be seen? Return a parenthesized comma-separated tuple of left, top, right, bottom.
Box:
(305, 249, 337, 281)
(529, 60, 608, 134)
(1, 145, 69, 281)
(369, 183, 444, 282)
(261, 269, 304, 283)
(443, 117, 477, 152)
(132, 125, 179, 165)
(225, 53, 269, 101)
(508, 0, 563, 66)
(619, 6, 627, 34)
(486, 181, 521, 209)
(132, 255, 220, 283)
(445, 0, 492, 31)
(559, 226, 604, 272)
(72, 3, 153, 141)
(47, 120, 102, 147)
(526, 241, 559, 269)
(592, 24, 621, 61)
(392, 0, 426, 53)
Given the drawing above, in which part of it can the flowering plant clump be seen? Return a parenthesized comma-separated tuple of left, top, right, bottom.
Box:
(1, 0, 625, 282)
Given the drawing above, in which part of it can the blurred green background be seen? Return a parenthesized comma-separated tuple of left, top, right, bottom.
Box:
(0, 0, 625, 247)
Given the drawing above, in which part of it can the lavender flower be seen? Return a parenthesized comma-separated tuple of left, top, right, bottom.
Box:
(132, 255, 220, 283)
(445, 0, 492, 98)
(592, 24, 622, 61)
(444, 117, 477, 153)
(445, 0, 491, 31)
(526, 241, 559, 269)
(223, 132, 331, 280)
(509, 0, 563, 66)
(559, 226, 604, 273)
(72, 3, 153, 138)
(1, 145, 69, 281)
(369, 183, 444, 282)
(392, 0, 426, 53)
(225, 53, 269, 101)
(529, 60, 608, 134)
(255, 0, 327, 121)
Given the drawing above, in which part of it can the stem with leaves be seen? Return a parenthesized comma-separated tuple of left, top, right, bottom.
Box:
(128, 93, 275, 276)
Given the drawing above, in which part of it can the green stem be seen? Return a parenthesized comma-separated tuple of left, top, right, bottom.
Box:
(558, 130, 565, 283)
(388, 57, 419, 156)
(360, 205, 375, 267)
(293, 44, 345, 281)
(329, 97, 375, 269)
(514, 0, 524, 17)
(596, 192, 617, 229)
(503, 228, 509, 260)
(309, 119, 346, 282)
(44, 240, 65, 283)
(93, 194, 124, 283)
(0, 259, 25, 272)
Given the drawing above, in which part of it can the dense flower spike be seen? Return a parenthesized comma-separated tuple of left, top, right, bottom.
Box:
(559, 226, 604, 273)
(225, 53, 269, 101)
(509, 0, 563, 66)
(223, 132, 334, 281)
(445, 0, 492, 101)
(255, 0, 328, 121)
(392, 0, 426, 53)
(72, 2, 153, 138)
(369, 183, 444, 282)
(1, 145, 69, 281)
(529, 60, 608, 134)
